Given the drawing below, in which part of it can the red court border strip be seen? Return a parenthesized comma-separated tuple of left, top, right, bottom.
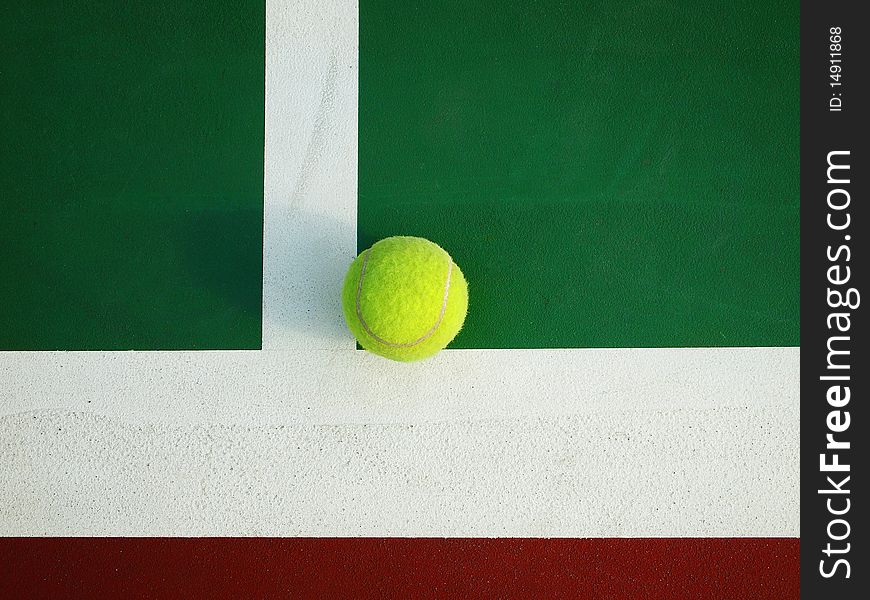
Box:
(0, 538, 798, 599)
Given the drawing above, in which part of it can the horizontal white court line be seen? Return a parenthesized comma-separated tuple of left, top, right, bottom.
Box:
(1, 347, 798, 425)
(0, 405, 797, 536)
(1, 346, 798, 536)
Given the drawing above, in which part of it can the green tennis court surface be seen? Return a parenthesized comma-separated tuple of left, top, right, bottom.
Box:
(0, 2, 264, 350)
(359, 0, 798, 348)
(1, 1, 797, 350)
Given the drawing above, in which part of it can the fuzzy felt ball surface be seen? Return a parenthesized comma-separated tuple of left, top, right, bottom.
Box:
(342, 236, 468, 362)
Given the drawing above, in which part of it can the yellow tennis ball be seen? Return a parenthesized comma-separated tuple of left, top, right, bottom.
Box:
(341, 236, 468, 362)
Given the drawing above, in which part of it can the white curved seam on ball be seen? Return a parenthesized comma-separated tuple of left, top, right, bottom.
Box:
(355, 247, 453, 348)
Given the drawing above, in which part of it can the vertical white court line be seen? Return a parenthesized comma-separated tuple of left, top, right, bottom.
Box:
(263, 0, 358, 350)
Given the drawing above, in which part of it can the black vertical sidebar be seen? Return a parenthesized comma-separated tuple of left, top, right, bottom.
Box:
(801, 1, 867, 597)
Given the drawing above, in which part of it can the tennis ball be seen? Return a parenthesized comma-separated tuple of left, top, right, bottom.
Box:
(342, 236, 468, 362)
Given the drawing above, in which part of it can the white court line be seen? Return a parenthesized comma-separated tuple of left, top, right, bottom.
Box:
(262, 0, 358, 350)
(0, 406, 798, 536)
(0, 348, 798, 425)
